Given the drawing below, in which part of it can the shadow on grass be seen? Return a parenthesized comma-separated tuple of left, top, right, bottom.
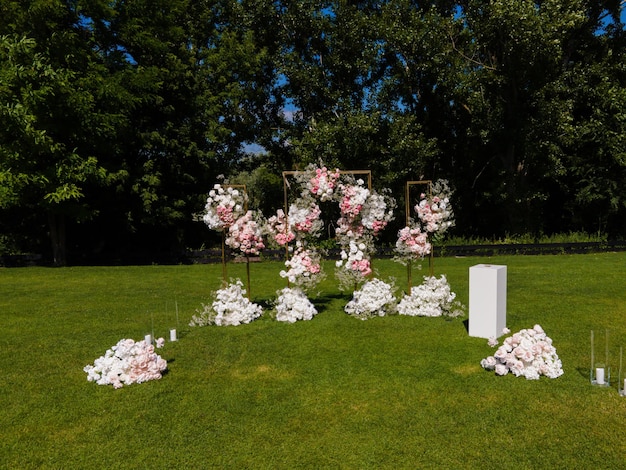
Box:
(310, 292, 349, 314)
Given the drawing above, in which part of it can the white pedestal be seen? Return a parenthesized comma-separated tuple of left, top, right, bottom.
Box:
(469, 264, 507, 338)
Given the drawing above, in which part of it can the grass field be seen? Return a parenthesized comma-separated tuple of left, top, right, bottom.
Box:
(1, 253, 626, 468)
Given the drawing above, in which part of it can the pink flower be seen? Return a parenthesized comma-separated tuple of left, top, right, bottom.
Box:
(396, 226, 431, 259)
(350, 259, 372, 276)
(226, 211, 265, 255)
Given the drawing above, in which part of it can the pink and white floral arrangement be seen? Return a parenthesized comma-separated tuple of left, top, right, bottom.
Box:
(414, 179, 455, 239)
(190, 279, 263, 326)
(305, 165, 341, 202)
(265, 209, 296, 246)
(395, 226, 431, 263)
(203, 184, 248, 231)
(279, 242, 324, 289)
(84, 338, 167, 389)
(394, 179, 464, 317)
(360, 189, 396, 235)
(225, 210, 265, 256)
(394, 178, 455, 266)
(334, 179, 395, 289)
(481, 325, 564, 380)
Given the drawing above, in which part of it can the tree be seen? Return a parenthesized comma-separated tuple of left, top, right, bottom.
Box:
(78, 0, 286, 255)
(0, 27, 119, 265)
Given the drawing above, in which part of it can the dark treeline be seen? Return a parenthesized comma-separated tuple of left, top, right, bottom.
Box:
(1, 0, 625, 265)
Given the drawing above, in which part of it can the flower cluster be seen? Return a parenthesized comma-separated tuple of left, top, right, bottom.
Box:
(344, 278, 396, 320)
(189, 279, 263, 326)
(280, 244, 324, 289)
(203, 184, 247, 231)
(481, 325, 564, 380)
(338, 181, 370, 218)
(84, 338, 167, 389)
(397, 275, 465, 317)
(225, 211, 265, 255)
(360, 190, 396, 236)
(335, 238, 374, 289)
(414, 179, 455, 237)
(288, 202, 323, 236)
(265, 200, 321, 247)
(306, 165, 341, 202)
(334, 179, 395, 289)
(395, 226, 431, 264)
(274, 287, 318, 323)
(265, 209, 296, 246)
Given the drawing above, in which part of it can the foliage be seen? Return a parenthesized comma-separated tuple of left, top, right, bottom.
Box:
(1, 0, 626, 263)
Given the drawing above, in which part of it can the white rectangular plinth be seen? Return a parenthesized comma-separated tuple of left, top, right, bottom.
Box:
(469, 264, 507, 338)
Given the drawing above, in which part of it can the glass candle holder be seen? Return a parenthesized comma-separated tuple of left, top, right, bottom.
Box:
(617, 346, 626, 397)
(590, 330, 610, 387)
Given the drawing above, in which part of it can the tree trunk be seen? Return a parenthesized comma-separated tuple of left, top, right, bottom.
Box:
(48, 211, 67, 267)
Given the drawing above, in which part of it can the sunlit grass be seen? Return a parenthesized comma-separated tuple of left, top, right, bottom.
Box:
(1, 253, 625, 468)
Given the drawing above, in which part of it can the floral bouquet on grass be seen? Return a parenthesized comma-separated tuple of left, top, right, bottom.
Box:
(274, 287, 318, 323)
(84, 338, 167, 389)
(203, 184, 247, 231)
(226, 211, 265, 255)
(189, 279, 263, 326)
(397, 275, 465, 318)
(345, 278, 397, 320)
(481, 325, 564, 380)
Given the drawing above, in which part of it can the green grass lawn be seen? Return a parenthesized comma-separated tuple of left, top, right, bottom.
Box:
(1, 253, 626, 468)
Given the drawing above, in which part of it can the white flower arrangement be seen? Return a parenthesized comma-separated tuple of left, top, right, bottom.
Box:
(189, 279, 263, 326)
(84, 338, 167, 389)
(397, 275, 465, 317)
(344, 278, 397, 320)
(203, 184, 248, 231)
(481, 325, 564, 379)
(360, 189, 396, 235)
(274, 287, 318, 323)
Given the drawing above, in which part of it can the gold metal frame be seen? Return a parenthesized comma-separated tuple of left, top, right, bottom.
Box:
(405, 180, 433, 293)
(218, 184, 250, 296)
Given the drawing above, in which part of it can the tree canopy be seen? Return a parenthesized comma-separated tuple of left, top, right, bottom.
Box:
(1, 0, 625, 264)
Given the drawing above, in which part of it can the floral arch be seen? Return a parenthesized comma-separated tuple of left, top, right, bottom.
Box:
(192, 162, 461, 325)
